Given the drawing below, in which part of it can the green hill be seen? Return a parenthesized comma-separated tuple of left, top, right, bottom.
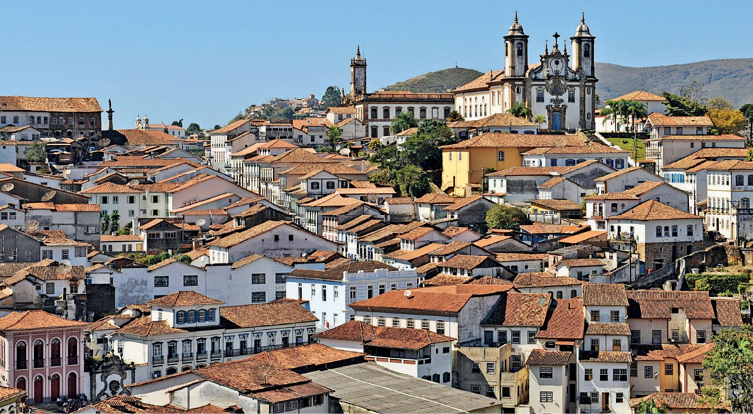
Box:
(382, 67, 483, 93)
(596, 59, 753, 107)
(382, 59, 753, 107)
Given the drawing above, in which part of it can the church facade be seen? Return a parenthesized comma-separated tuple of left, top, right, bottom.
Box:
(454, 13, 597, 131)
(343, 47, 455, 139)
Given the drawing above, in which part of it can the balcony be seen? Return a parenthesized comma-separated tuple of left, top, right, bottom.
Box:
(50, 357, 61, 367)
(196, 352, 207, 361)
(167, 355, 179, 364)
(210, 351, 222, 360)
(16, 360, 27, 369)
(153, 356, 164, 365)
(67, 356, 78, 365)
(34, 359, 44, 368)
(612, 233, 635, 241)
(182, 353, 193, 360)
(364, 356, 432, 365)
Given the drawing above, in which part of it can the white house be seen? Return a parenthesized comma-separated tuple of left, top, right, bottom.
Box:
(522, 143, 630, 170)
(703, 160, 753, 241)
(286, 262, 418, 329)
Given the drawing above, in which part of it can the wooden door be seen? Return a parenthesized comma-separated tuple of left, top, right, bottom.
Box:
(601, 392, 609, 412)
(33, 377, 43, 403)
(50, 376, 60, 400)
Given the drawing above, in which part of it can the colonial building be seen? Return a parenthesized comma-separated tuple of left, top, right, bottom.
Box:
(453, 13, 597, 131)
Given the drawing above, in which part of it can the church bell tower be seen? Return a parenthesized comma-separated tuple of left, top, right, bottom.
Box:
(504, 12, 529, 78)
(350, 46, 367, 97)
(570, 12, 595, 78)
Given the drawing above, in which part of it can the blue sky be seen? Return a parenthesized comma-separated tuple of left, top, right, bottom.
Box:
(1, 0, 751, 129)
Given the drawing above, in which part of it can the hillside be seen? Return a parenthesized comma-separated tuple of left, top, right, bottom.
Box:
(382, 67, 483, 93)
(597, 59, 753, 107)
(382, 59, 753, 107)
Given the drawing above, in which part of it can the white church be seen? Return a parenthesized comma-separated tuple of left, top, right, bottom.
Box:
(454, 13, 597, 131)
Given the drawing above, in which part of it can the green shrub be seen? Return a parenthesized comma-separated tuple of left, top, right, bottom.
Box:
(686, 273, 750, 296)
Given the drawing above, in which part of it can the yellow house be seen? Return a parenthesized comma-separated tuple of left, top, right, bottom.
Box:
(441, 133, 587, 196)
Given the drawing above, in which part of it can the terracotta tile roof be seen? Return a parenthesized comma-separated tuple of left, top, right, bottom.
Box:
(629, 392, 727, 411)
(612, 91, 666, 102)
(536, 176, 570, 189)
(100, 234, 142, 242)
(626, 290, 714, 319)
(441, 133, 587, 150)
(444, 195, 490, 211)
(385, 197, 413, 205)
(585, 322, 631, 336)
(527, 349, 572, 365)
(80, 182, 142, 194)
(442, 227, 474, 237)
(337, 215, 373, 231)
(609, 200, 700, 221)
(530, 199, 582, 211)
(246, 343, 364, 370)
(560, 258, 604, 268)
(414, 193, 455, 204)
(449, 112, 538, 128)
(315, 320, 454, 350)
(148, 291, 225, 307)
(358, 222, 426, 243)
(662, 148, 751, 170)
(583, 284, 628, 307)
(327, 106, 357, 114)
(0, 96, 101, 112)
(429, 241, 474, 257)
(0, 310, 87, 331)
(675, 342, 714, 364)
(467, 276, 514, 286)
(536, 298, 584, 340)
(440, 254, 493, 269)
(704, 159, 753, 171)
(632, 344, 708, 361)
(647, 112, 713, 127)
(210, 119, 251, 135)
(350, 285, 512, 315)
(113, 316, 186, 336)
(513, 272, 581, 288)
(584, 181, 667, 200)
(422, 274, 471, 286)
(559, 230, 607, 244)
(579, 351, 632, 363)
(495, 252, 547, 262)
(523, 143, 628, 154)
(51, 203, 101, 212)
(455, 71, 505, 92)
(660, 133, 744, 141)
(304, 193, 361, 208)
(205, 220, 289, 248)
(288, 261, 396, 281)
(230, 254, 265, 269)
(482, 292, 551, 327)
(221, 301, 317, 328)
(382, 243, 445, 262)
(322, 202, 368, 217)
(473, 235, 512, 247)
(593, 166, 645, 181)
(98, 156, 199, 168)
(108, 129, 179, 146)
(399, 226, 442, 241)
(712, 298, 744, 326)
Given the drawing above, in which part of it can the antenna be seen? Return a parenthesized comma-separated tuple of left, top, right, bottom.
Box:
(195, 218, 207, 227)
(59, 260, 72, 274)
(41, 190, 57, 202)
(1, 183, 14, 192)
(25, 220, 40, 231)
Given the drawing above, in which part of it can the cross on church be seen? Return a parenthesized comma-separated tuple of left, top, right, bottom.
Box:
(553, 32, 560, 45)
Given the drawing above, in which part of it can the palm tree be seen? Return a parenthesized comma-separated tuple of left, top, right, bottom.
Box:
(533, 114, 546, 129)
(101, 213, 110, 234)
(626, 100, 648, 136)
(507, 102, 532, 120)
(390, 111, 417, 135)
(601, 100, 625, 136)
(110, 211, 120, 233)
(635, 399, 667, 414)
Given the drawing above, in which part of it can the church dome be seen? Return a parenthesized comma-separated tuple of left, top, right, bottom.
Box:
(508, 12, 525, 36)
(575, 13, 591, 36)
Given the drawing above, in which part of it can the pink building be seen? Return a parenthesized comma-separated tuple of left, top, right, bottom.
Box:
(0, 311, 87, 404)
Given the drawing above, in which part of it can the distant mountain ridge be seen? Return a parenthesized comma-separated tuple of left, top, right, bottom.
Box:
(382, 59, 753, 107)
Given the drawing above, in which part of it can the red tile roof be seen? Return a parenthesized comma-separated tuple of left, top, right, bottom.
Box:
(147, 291, 225, 307)
(0, 310, 87, 331)
(527, 349, 572, 365)
(583, 284, 628, 307)
(612, 91, 665, 102)
(609, 200, 700, 221)
(0, 96, 101, 112)
(482, 292, 551, 327)
(513, 273, 582, 288)
(350, 285, 512, 316)
(315, 321, 454, 350)
(221, 301, 317, 328)
(626, 290, 715, 319)
(647, 112, 713, 127)
(536, 298, 584, 340)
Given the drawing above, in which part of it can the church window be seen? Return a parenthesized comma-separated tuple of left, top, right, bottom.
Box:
(370, 108, 377, 119)
(383, 108, 390, 119)
(370, 126, 377, 138)
(536, 89, 544, 103)
(568, 89, 575, 103)
(584, 44, 590, 58)
(383, 126, 389, 136)
(516, 43, 523, 56)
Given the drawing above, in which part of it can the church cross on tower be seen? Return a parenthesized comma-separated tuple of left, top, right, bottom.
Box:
(553, 32, 560, 46)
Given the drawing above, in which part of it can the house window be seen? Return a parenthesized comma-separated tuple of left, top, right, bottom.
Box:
(610, 310, 619, 322)
(61, 249, 70, 260)
(471, 385, 480, 394)
(591, 392, 599, 403)
(591, 338, 599, 351)
(568, 89, 575, 103)
(540, 367, 553, 378)
(497, 151, 505, 161)
(502, 387, 511, 398)
(631, 330, 640, 344)
(154, 276, 169, 287)
(652, 330, 662, 344)
(694, 369, 703, 381)
(645, 366, 654, 378)
(177, 312, 185, 324)
(436, 320, 445, 335)
(349, 286, 356, 299)
(677, 127, 683, 135)
(511, 355, 521, 370)
(183, 275, 198, 286)
(251, 274, 266, 284)
(540, 391, 553, 403)
(613, 368, 627, 381)
(616, 393, 624, 403)
(486, 363, 495, 374)
(471, 363, 480, 373)
(251, 292, 266, 303)
(310, 182, 320, 190)
(367, 285, 373, 298)
(511, 331, 520, 344)
(164, 232, 177, 239)
(46, 283, 55, 295)
(392, 318, 400, 327)
(377, 317, 385, 327)
(322, 286, 327, 301)
(378, 284, 385, 295)
(664, 127, 671, 135)
(590, 310, 600, 322)
(672, 225, 678, 237)
(600, 368, 608, 381)
(688, 225, 694, 237)
(527, 331, 536, 344)
(407, 318, 415, 328)
(584, 368, 593, 381)
(697, 330, 706, 343)
(631, 362, 638, 377)
(363, 315, 371, 324)
(612, 339, 622, 350)
(665, 364, 673, 375)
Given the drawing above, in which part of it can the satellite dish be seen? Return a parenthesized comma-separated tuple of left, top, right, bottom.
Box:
(59, 260, 72, 274)
(404, 290, 412, 297)
(127, 179, 140, 187)
(41, 190, 57, 202)
(195, 218, 207, 227)
(25, 220, 40, 231)
(98, 138, 111, 147)
(1, 183, 14, 192)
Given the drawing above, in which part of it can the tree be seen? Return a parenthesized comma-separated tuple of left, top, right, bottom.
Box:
(486, 204, 531, 230)
(213, 124, 221, 130)
(703, 325, 753, 413)
(118, 222, 133, 236)
(707, 97, 734, 110)
(110, 211, 120, 233)
(394, 164, 431, 197)
(678, 80, 706, 104)
(446, 110, 464, 122)
(176, 254, 191, 264)
(709, 108, 746, 135)
(171, 119, 183, 127)
(26, 141, 47, 163)
(533, 114, 546, 128)
(101, 213, 110, 235)
(507, 102, 532, 120)
(634, 399, 667, 414)
(600, 100, 628, 135)
(321, 86, 342, 109)
(228, 113, 244, 124)
(741, 104, 753, 141)
(662, 91, 707, 116)
(368, 140, 382, 152)
(416, 119, 456, 146)
(326, 126, 342, 151)
(401, 134, 442, 171)
(186, 123, 201, 134)
(390, 111, 418, 135)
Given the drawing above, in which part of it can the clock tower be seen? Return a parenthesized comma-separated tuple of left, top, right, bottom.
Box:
(350, 46, 367, 98)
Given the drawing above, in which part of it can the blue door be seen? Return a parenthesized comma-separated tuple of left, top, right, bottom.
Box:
(552, 112, 562, 131)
